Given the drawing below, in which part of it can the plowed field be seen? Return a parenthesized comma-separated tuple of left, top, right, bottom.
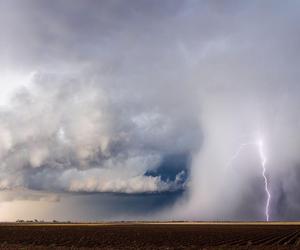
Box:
(1, 223, 300, 249)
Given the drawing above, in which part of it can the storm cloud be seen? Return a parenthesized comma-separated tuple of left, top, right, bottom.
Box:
(0, 0, 300, 221)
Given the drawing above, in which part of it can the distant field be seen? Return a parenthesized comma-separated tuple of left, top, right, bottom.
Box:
(1, 222, 300, 249)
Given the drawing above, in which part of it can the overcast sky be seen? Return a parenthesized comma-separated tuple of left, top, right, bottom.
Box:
(0, 0, 300, 221)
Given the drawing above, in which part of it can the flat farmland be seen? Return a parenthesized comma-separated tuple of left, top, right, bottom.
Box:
(1, 222, 300, 249)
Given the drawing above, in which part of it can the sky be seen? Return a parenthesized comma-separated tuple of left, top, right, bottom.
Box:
(0, 0, 300, 221)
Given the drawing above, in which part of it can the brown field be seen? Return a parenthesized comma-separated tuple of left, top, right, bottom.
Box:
(1, 222, 300, 249)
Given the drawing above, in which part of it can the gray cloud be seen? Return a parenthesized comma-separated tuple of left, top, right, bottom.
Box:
(0, 0, 300, 220)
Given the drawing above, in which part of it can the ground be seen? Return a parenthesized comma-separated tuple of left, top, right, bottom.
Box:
(0, 222, 300, 249)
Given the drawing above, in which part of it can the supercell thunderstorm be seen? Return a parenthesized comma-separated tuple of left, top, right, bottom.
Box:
(1, 1, 300, 222)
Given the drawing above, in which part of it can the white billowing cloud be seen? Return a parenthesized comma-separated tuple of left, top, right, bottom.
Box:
(0, 70, 36, 106)
(62, 169, 182, 194)
(0, 126, 13, 153)
(0, 70, 192, 194)
(57, 156, 185, 194)
(29, 146, 49, 168)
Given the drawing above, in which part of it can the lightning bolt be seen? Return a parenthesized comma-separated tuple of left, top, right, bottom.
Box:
(257, 139, 271, 222)
(227, 136, 271, 221)
(226, 142, 255, 169)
